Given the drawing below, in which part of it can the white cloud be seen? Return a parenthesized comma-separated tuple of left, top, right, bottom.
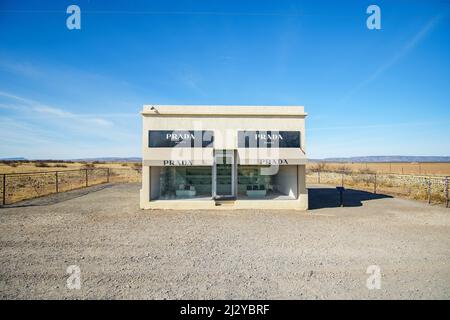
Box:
(341, 14, 442, 103)
(0, 59, 42, 78)
(0, 90, 113, 127)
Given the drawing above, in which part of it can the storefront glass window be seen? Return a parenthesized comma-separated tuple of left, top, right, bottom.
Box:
(159, 166, 212, 199)
(238, 165, 297, 199)
(238, 166, 272, 197)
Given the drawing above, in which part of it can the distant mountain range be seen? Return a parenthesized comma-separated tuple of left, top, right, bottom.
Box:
(0, 157, 141, 162)
(0, 157, 27, 161)
(2, 156, 450, 163)
(71, 157, 142, 162)
(309, 156, 450, 163)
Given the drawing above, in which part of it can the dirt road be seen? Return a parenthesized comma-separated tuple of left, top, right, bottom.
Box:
(1, 183, 449, 299)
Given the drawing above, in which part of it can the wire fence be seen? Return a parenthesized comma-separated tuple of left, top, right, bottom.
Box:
(306, 171, 449, 207)
(1, 167, 448, 207)
(0, 167, 142, 205)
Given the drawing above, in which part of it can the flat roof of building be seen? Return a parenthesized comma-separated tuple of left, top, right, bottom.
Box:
(142, 105, 306, 116)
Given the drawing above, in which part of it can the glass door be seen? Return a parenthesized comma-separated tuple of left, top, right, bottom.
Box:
(212, 150, 236, 199)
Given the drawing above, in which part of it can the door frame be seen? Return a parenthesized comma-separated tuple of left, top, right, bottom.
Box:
(212, 149, 237, 199)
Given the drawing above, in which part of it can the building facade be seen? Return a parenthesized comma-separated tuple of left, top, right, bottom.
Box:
(140, 105, 308, 210)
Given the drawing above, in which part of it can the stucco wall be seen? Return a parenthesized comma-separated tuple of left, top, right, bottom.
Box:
(142, 114, 306, 164)
(150, 167, 161, 200)
(274, 165, 298, 198)
(140, 106, 308, 210)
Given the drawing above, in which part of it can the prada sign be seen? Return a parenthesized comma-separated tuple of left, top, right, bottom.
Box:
(239, 158, 305, 165)
(163, 160, 193, 166)
(142, 159, 212, 166)
(149, 130, 214, 148)
(258, 159, 289, 165)
(238, 131, 300, 148)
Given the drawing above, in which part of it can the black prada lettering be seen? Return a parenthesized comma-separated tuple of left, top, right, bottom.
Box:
(259, 159, 288, 165)
(163, 160, 193, 166)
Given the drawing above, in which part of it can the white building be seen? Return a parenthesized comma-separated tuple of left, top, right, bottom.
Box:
(140, 105, 308, 210)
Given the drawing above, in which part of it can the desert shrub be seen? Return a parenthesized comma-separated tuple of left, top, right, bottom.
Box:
(82, 163, 95, 169)
(121, 163, 129, 167)
(378, 176, 398, 188)
(379, 181, 394, 188)
(4, 161, 19, 167)
(358, 174, 374, 185)
(132, 162, 142, 172)
(411, 188, 428, 201)
(34, 161, 50, 168)
(310, 162, 329, 172)
(53, 163, 67, 168)
(336, 165, 352, 174)
(109, 170, 119, 176)
(358, 168, 376, 174)
(354, 168, 376, 185)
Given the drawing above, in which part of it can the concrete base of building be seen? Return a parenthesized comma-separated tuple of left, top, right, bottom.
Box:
(139, 190, 308, 210)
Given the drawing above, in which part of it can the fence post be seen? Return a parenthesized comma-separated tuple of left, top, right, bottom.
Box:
(85, 169, 88, 187)
(427, 178, 431, 204)
(374, 173, 377, 194)
(2, 174, 5, 206)
(107, 168, 110, 183)
(55, 171, 59, 193)
(445, 176, 449, 208)
(318, 171, 320, 184)
(341, 172, 344, 187)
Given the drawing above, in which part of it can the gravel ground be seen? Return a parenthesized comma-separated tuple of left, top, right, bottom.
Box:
(0, 183, 449, 299)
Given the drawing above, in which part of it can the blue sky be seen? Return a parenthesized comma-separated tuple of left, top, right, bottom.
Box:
(0, 0, 449, 159)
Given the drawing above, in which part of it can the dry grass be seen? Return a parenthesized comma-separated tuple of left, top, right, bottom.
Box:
(1, 160, 447, 205)
(0, 161, 141, 174)
(309, 162, 329, 172)
(307, 162, 450, 176)
(0, 161, 142, 204)
(3, 161, 448, 176)
(307, 171, 448, 205)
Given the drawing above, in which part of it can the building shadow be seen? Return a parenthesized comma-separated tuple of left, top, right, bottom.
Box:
(0, 183, 115, 208)
(308, 187, 392, 210)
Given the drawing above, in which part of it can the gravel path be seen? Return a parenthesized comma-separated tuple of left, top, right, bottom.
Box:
(1, 183, 449, 299)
